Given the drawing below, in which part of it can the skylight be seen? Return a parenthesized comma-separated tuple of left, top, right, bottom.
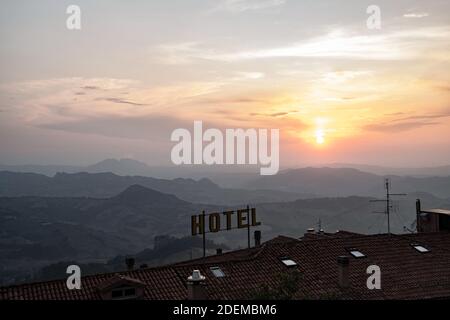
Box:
(413, 245, 430, 253)
(210, 267, 225, 278)
(280, 257, 297, 267)
(349, 250, 365, 258)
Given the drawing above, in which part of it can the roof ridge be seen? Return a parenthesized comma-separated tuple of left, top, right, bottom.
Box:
(299, 232, 391, 243)
(0, 263, 180, 291)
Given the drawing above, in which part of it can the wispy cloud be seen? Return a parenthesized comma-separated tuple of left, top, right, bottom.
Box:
(394, 110, 450, 122)
(154, 27, 450, 64)
(96, 97, 148, 106)
(0, 77, 226, 127)
(250, 110, 298, 117)
(318, 71, 373, 84)
(212, 0, 286, 13)
(227, 27, 450, 61)
(403, 13, 429, 18)
(364, 121, 438, 133)
(81, 85, 102, 90)
(155, 42, 206, 65)
(435, 85, 450, 92)
(233, 72, 265, 80)
(38, 114, 189, 141)
(364, 109, 450, 133)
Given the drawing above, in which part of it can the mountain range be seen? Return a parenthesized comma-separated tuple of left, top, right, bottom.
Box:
(1, 182, 449, 285)
(2, 166, 450, 201)
(2, 161, 450, 285)
(246, 167, 450, 199)
(0, 171, 309, 205)
(2, 158, 450, 187)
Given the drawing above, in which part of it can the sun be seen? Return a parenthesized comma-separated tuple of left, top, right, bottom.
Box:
(315, 128, 325, 145)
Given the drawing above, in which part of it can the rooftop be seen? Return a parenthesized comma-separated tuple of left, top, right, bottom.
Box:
(420, 208, 450, 216)
(1, 231, 450, 300)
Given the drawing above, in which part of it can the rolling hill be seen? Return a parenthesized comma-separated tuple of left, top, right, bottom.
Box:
(0, 171, 306, 205)
(246, 167, 450, 199)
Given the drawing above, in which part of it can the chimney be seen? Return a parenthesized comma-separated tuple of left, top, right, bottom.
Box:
(187, 270, 207, 300)
(216, 248, 223, 255)
(254, 230, 261, 247)
(416, 199, 422, 232)
(125, 257, 135, 271)
(337, 256, 350, 288)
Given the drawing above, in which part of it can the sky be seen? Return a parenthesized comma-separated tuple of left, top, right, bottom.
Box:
(0, 0, 449, 168)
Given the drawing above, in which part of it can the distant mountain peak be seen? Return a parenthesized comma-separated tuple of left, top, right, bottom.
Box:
(82, 158, 153, 177)
(112, 184, 186, 205)
(93, 158, 147, 165)
(119, 184, 153, 194)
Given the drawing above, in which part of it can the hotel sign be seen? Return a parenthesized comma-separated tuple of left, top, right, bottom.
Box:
(191, 207, 261, 236)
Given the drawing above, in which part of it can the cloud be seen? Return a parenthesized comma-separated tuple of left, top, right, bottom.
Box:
(96, 97, 148, 106)
(250, 110, 298, 117)
(197, 90, 301, 110)
(212, 0, 286, 13)
(435, 85, 450, 92)
(155, 42, 206, 65)
(395, 112, 450, 122)
(0, 77, 226, 126)
(319, 71, 373, 84)
(364, 121, 438, 133)
(152, 27, 450, 65)
(0, 78, 139, 94)
(227, 27, 450, 61)
(81, 85, 101, 90)
(37, 114, 190, 141)
(384, 112, 405, 117)
(403, 13, 429, 18)
(203, 97, 266, 105)
(233, 72, 265, 80)
(364, 109, 450, 133)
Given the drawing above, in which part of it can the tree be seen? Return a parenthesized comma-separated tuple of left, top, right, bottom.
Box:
(252, 271, 302, 300)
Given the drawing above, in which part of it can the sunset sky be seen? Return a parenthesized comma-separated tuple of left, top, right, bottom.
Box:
(0, 0, 449, 168)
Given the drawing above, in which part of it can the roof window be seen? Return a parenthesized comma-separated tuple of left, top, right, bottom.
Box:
(280, 257, 297, 267)
(210, 266, 225, 278)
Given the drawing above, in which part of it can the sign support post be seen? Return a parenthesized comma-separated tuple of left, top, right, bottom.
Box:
(247, 205, 251, 249)
(202, 210, 206, 258)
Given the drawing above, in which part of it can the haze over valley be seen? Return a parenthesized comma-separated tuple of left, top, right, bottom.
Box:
(1, 159, 449, 285)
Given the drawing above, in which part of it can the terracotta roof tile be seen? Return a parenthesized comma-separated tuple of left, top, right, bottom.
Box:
(1, 231, 450, 300)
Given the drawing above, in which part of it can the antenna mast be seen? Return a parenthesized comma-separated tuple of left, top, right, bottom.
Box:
(370, 178, 407, 234)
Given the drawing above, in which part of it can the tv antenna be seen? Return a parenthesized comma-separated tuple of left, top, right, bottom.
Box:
(370, 178, 407, 234)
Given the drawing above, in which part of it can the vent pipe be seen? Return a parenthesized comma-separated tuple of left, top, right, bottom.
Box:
(254, 230, 261, 247)
(187, 270, 207, 300)
(416, 199, 422, 233)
